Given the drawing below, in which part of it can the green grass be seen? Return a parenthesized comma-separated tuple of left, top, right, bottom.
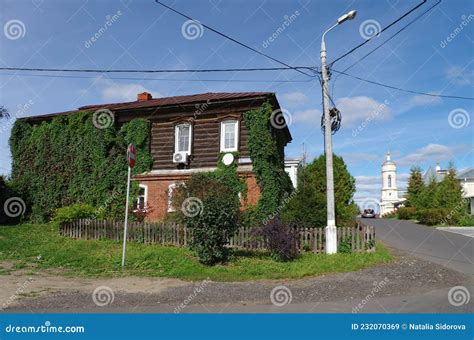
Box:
(0, 224, 392, 281)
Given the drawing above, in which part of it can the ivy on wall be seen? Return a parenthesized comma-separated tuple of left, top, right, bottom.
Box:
(9, 111, 152, 222)
(243, 102, 293, 222)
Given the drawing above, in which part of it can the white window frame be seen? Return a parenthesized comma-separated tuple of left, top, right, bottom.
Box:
(220, 120, 239, 152)
(175, 123, 192, 154)
(136, 184, 148, 211)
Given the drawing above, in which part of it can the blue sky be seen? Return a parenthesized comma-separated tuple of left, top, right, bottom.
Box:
(1, 0, 473, 210)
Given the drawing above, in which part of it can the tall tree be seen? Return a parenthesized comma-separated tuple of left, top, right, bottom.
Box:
(405, 166, 425, 208)
(435, 165, 466, 223)
(281, 154, 358, 227)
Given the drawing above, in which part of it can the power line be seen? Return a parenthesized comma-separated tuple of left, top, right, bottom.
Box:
(0, 72, 315, 83)
(0, 66, 315, 73)
(331, 69, 474, 100)
(339, 0, 441, 74)
(331, 0, 441, 96)
(330, 0, 427, 66)
(154, 0, 316, 78)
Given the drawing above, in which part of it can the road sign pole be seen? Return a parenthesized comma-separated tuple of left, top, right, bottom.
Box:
(121, 165, 132, 267)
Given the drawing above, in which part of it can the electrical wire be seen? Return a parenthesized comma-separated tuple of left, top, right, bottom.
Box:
(331, 69, 474, 100)
(0, 72, 316, 83)
(0, 66, 315, 73)
(331, 0, 441, 96)
(154, 0, 316, 78)
(330, 0, 427, 66)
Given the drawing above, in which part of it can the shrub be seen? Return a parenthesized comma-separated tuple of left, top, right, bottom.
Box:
(252, 219, 299, 261)
(172, 173, 240, 265)
(51, 203, 97, 225)
(458, 215, 474, 227)
(417, 208, 450, 226)
(382, 211, 397, 219)
(398, 207, 417, 220)
(338, 236, 353, 254)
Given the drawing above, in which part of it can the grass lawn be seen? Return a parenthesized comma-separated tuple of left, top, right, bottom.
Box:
(0, 224, 392, 281)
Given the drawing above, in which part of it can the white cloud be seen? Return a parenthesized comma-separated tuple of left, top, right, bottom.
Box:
(446, 65, 474, 85)
(281, 92, 309, 105)
(98, 79, 162, 102)
(336, 96, 391, 126)
(409, 94, 442, 106)
(293, 108, 321, 123)
(397, 144, 456, 166)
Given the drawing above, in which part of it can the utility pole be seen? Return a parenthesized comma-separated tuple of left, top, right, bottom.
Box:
(320, 10, 357, 254)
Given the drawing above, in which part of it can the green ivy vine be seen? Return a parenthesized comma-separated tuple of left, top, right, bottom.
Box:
(9, 111, 152, 222)
(243, 102, 293, 222)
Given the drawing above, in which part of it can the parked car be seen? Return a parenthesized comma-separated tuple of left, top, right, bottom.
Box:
(361, 209, 376, 218)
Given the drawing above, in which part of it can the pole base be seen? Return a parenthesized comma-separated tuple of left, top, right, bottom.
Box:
(325, 225, 337, 254)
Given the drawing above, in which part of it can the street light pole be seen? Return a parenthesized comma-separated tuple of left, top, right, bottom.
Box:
(320, 10, 357, 254)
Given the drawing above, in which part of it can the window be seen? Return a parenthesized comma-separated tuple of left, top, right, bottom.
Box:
(136, 184, 148, 210)
(388, 175, 392, 188)
(220, 120, 239, 152)
(175, 124, 192, 153)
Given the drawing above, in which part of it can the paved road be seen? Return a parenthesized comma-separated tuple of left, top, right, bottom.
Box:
(361, 218, 473, 275)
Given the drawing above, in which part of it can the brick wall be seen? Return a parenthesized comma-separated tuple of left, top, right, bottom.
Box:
(135, 173, 261, 221)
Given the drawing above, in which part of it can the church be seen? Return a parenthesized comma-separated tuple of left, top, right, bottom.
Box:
(379, 152, 405, 216)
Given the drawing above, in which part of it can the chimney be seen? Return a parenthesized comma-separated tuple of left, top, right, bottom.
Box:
(137, 92, 152, 101)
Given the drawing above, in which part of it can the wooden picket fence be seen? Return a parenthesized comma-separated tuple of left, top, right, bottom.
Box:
(59, 219, 376, 253)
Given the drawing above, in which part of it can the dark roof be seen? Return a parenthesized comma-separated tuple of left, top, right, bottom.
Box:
(457, 167, 474, 179)
(25, 92, 274, 120)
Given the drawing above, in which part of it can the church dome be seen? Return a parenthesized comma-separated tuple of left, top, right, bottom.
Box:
(382, 152, 396, 167)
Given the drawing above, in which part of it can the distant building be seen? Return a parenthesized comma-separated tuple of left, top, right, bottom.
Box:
(424, 164, 474, 215)
(284, 159, 301, 189)
(379, 152, 405, 216)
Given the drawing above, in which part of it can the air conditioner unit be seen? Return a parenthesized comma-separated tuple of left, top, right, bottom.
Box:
(173, 151, 190, 164)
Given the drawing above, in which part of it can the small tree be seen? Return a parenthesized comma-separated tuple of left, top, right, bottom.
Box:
(172, 173, 240, 265)
(405, 166, 425, 208)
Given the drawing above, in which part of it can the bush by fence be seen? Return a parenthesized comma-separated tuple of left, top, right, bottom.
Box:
(59, 219, 376, 253)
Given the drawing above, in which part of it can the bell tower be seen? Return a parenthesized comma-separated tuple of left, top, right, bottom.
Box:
(381, 152, 398, 201)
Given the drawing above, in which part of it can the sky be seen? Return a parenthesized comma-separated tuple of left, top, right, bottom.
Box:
(0, 0, 473, 211)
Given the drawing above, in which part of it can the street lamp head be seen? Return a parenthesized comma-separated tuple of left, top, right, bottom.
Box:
(337, 10, 357, 24)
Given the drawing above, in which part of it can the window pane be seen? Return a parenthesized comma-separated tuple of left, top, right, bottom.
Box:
(224, 122, 235, 149)
(177, 125, 190, 152)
